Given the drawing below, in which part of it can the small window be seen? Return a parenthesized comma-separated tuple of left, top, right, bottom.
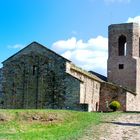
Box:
(119, 64, 124, 69)
(33, 65, 37, 75)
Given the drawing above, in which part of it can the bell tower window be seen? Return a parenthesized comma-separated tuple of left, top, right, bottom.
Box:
(119, 64, 124, 69)
(118, 35, 127, 56)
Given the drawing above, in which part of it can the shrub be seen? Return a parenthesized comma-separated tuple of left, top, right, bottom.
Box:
(109, 101, 121, 112)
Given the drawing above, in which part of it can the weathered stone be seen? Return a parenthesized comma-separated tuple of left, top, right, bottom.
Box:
(107, 23, 140, 111)
(1, 42, 100, 111)
(1, 23, 140, 112)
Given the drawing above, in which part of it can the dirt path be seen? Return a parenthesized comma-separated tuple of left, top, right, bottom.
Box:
(78, 113, 140, 140)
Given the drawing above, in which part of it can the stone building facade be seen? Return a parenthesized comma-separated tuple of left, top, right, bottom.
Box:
(99, 82, 136, 111)
(66, 63, 102, 111)
(107, 23, 140, 111)
(0, 68, 4, 108)
(2, 43, 82, 110)
(0, 22, 140, 112)
(1, 42, 102, 111)
(108, 23, 140, 92)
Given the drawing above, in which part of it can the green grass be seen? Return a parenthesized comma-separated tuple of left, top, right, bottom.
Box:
(0, 109, 113, 140)
(0, 110, 101, 140)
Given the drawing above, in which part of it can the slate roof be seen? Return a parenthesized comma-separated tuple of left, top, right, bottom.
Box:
(89, 71, 107, 82)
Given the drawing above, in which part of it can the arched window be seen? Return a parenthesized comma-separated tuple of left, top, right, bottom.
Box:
(118, 35, 127, 56)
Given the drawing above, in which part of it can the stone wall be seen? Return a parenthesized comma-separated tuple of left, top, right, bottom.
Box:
(136, 59, 140, 94)
(108, 23, 140, 92)
(126, 91, 137, 111)
(0, 68, 2, 94)
(108, 23, 140, 58)
(0, 68, 4, 108)
(65, 74, 85, 111)
(99, 82, 127, 111)
(2, 42, 83, 110)
(126, 78, 140, 111)
(66, 62, 101, 111)
(107, 23, 140, 112)
(108, 57, 137, 92)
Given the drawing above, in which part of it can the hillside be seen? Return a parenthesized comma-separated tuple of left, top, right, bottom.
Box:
(0, 109, 104, 140)
(2, 110, 138, 140)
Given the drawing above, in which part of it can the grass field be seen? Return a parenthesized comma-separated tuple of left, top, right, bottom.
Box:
(0, 109, 115, 140)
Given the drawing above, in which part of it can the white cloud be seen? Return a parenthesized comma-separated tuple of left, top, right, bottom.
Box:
(8, 44, 25, 49)
(127, 16, 140, 24)
(104, 0, 130, 3)
(52, 36, 108, 76)
(52, 37, 76, 52)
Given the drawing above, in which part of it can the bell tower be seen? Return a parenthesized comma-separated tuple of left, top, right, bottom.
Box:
(107, 23, 140, 93)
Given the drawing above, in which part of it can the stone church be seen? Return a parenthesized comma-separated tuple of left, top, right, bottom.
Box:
(0, 22, 140, 111)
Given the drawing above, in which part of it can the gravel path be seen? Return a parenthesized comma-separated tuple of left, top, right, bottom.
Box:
(78, 113, 140, 140)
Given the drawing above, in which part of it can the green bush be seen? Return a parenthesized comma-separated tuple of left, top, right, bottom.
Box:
(109, 101, 121, 111)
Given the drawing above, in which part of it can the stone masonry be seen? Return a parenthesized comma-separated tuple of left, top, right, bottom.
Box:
(99, 82, 137, 112)
(0, 22, 140, 112)
(108, 23, 139, 92)
(66, 63, 102, 111)
(1, 42, 101, 111)
(108, 23, 140, 111)
(2, 42, 79, 110)
(0, 68, 4, 107)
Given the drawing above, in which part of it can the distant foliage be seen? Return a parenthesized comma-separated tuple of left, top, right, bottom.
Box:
(109, 101, 121, 111)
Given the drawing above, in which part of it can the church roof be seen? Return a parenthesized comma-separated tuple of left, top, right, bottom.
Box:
(2, 41, 71, 64)
(70, 63, 104, 82)
(89, 71, 107, 82)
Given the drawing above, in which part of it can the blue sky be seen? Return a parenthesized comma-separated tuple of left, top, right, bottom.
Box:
(0, 0, 140, 75)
